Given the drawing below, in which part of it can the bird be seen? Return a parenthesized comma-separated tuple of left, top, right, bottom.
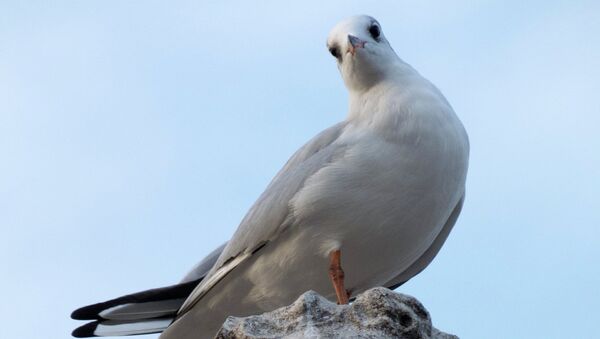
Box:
(71, 15, 469, 338)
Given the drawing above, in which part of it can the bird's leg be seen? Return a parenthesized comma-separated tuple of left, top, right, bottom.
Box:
(329, 249, 350, 304)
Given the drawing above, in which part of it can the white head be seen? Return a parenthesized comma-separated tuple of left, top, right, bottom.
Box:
(326, 15, 401, 92)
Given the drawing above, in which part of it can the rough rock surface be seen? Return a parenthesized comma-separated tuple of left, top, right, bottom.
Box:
(215, 287, 458, 339)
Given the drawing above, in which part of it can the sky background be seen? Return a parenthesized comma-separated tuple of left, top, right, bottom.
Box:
(1, 1, 599, 338)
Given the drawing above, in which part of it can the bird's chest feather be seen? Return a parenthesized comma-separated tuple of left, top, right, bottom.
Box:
(288, 107, 466, 257)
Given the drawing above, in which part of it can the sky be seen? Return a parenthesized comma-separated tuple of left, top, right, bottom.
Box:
(1, 1, 599, 338)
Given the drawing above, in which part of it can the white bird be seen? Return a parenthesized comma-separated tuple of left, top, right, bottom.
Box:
(71, 15, 469, 338)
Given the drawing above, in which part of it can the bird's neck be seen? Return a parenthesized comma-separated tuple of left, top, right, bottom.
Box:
(346, 61, 420, 122)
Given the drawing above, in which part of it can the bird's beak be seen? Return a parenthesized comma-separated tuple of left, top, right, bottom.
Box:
(347, 35, 366, 56)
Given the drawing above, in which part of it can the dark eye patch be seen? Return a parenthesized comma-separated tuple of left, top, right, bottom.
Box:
(328, 46, 341, 60)
(369, 24, 381, 40)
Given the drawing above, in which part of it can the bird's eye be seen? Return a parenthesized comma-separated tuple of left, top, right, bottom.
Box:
(329, 46, 340, 59)
(369, 24, 381, 40)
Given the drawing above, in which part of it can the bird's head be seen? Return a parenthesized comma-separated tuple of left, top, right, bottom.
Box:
(326, 15, 400, 92)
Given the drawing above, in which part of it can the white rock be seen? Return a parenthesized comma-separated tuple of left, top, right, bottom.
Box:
(215, 287, 458, 339)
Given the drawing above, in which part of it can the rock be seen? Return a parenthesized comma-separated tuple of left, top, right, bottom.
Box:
(215, 287, 458, 339)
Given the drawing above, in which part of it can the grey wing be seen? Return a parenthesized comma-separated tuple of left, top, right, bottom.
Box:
(217, 122, 348, 265)
(178, 122, 348, 314)
(386, 194, 465, 290)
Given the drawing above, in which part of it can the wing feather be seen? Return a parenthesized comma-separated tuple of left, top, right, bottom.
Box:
(177, 122, 348, 316)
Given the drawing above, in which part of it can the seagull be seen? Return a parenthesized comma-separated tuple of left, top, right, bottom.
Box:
(71, 15, 469, 338)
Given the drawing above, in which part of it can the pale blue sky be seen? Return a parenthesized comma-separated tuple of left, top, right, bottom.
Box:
(1, 1, 599, 338)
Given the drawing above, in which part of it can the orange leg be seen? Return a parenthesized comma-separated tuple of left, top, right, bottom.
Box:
(329, 249, 350, 304)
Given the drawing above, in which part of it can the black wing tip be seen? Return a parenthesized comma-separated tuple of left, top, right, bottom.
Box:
(72, 321, 98, 337)
(71, 278, 202, 320)
(71, 303, 104, 320)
